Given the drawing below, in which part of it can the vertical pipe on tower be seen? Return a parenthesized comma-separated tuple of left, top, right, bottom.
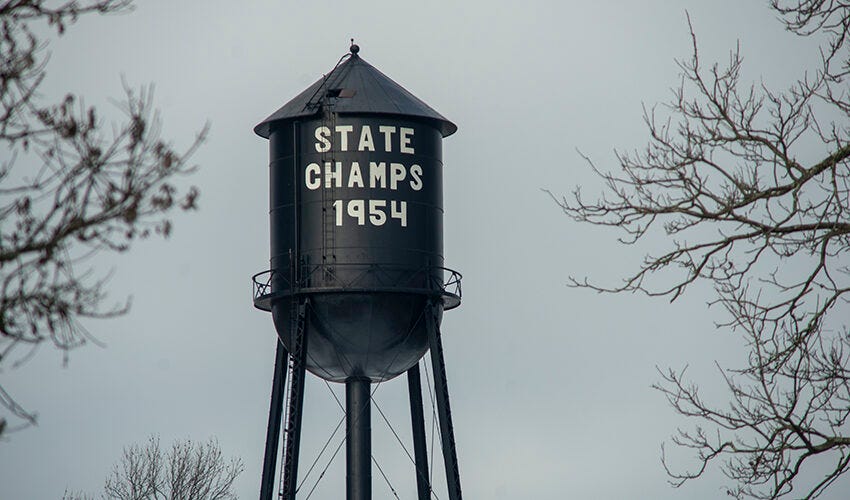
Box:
(346, 378, 372, 500)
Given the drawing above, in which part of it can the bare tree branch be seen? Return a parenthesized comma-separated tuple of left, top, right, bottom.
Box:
(101, 436, 243, 500)
(556, 5, 850, 499)
(0, 1, 206, 435)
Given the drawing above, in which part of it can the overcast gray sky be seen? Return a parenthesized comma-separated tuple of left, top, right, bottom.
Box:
(1, 1, 845, 499)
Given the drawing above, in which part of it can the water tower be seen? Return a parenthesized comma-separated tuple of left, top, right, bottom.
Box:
(252, 44, 463, 500)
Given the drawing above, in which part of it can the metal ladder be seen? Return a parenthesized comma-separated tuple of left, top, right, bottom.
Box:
(279, 297, 308, 500)
(426, 302, 463, 500)
(320, 101, 337, 273)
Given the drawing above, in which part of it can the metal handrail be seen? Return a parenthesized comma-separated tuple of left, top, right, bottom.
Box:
(252, 263, 462, 310)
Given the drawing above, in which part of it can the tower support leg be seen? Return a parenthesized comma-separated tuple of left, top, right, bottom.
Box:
(426, 302, 463, 500)
(407, 363, 431, 500)
(259, 340, 288, 500)
(346, 377, 372, 500)
(281, 299, 309, 500)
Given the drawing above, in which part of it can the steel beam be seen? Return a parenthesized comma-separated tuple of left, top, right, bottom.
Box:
(281, 301, 309, 500)
(426, 302, 462, 500)
(259, 339, 289, 500)
(407, 363, 431, 500)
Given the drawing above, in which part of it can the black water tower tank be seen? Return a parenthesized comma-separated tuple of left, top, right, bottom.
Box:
(253, 45, 461, 383)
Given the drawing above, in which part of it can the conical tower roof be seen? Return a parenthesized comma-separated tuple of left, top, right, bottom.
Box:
(254, 47, 457, 138)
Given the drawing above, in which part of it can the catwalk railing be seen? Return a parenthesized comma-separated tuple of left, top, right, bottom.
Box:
(252, 263, 462, 311)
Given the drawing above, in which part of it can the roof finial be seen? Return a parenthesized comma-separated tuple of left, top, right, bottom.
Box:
(350, 38, 360, 56)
